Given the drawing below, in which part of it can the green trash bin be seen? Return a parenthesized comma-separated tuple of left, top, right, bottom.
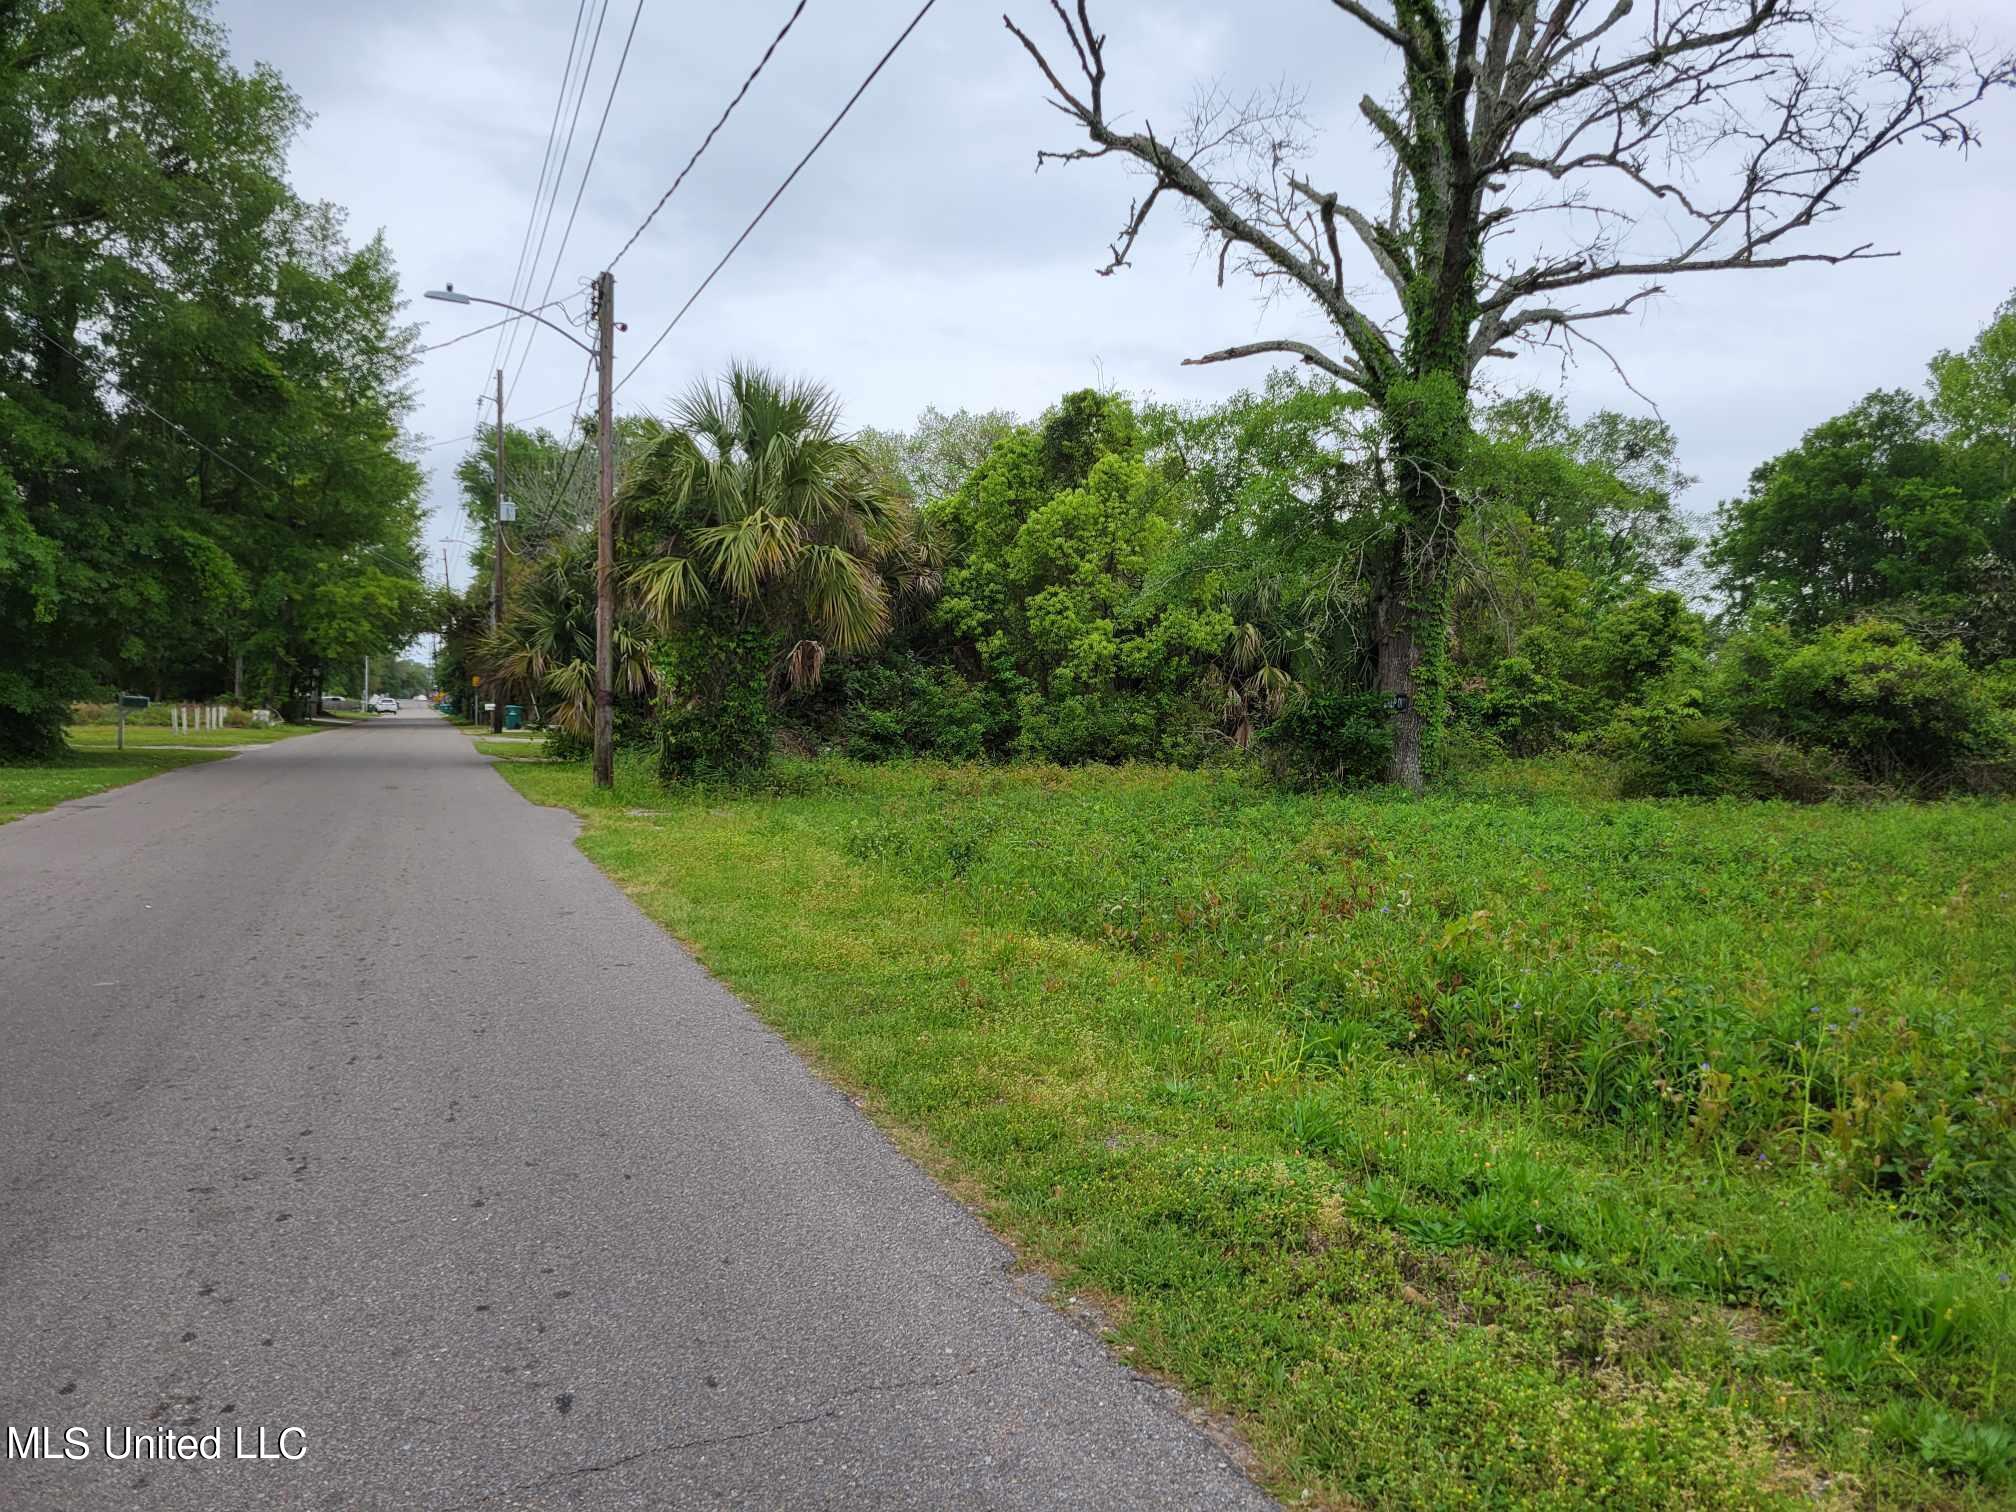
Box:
(504, 704, 523, 731)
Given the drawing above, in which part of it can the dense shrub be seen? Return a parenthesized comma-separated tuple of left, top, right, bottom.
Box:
(1724, 738, 1870, 802)
(1601, 688, 1735, 797)
(654, 624, 774, 785)
(1015, 687, 1210, 766)
(930, 393, 1234, 767)
(1719, 618, 2012, 789)
(813, 655, 1002, 761)
(1578, 589, 1705, 705)
(1475, 654, 1576, 755)
(1258, 690, 1395, 787)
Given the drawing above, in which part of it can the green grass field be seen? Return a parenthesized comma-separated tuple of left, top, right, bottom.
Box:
(473, 738, 554, 758)
(0, 748, 231, 824)
(498, 755, 2016, 1508)
(64, 722, 324, 749)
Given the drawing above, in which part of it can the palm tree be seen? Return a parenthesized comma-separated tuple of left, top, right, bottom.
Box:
(478, 534, 654, 738)
(622, 363, 928, 691)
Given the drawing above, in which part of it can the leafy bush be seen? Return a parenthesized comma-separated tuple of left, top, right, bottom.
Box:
(1724, 739, 1869, 802)
(1257, 690, 1395, 786)
(654, 623, 774, 785)
(1014, 687, 1209, 766)
(1578, 590, 1706, 706)
(815, 655, 1003, 762)
(1601, 688, 1735, 797)
(1476, 654, 1576, 755)
(930, 395, 1234, 768)
(1720, 618, 2012, 789)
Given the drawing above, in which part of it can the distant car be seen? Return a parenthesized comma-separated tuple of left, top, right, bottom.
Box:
(370, 695, 399, 713)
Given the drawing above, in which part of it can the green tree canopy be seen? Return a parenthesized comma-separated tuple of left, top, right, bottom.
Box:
(1, 0, 427, 748)
(1710, 386, 2011, 650)
(934, 390, 1232, 762)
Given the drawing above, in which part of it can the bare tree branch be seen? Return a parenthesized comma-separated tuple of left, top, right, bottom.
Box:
(1181, 339, 1367, 386)
(1004, 8, 1402, 392)
(1326, 0, 1417, 58)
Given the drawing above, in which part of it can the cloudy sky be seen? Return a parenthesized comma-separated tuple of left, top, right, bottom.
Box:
(208, 0, 2016, 590)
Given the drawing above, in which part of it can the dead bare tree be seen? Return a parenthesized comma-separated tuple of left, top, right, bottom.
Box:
(1005, 0, 2013, 787)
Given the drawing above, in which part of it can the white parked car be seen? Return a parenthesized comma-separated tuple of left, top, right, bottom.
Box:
(370, 695, 400, 713)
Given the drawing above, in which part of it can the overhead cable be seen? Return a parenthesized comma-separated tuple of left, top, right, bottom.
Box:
(615, 0, 940, 395)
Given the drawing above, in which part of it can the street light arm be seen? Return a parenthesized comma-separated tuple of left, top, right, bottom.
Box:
(423, 289, 596, 358)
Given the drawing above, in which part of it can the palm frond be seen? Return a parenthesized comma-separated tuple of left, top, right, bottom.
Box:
(695, 511, 802, 598)
(627, 554, 710, 627)
(621, 362, 920, 662)
(778, 638, 827, 693)
(799, 543, 890, 653)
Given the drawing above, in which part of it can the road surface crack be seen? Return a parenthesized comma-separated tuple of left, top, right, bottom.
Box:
(436, 1361, 994, 1508)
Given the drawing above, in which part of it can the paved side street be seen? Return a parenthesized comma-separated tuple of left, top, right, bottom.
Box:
(0, 712, 1270, 1510)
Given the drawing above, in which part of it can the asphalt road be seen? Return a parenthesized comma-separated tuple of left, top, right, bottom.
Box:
(0, 711, 1271, 1510)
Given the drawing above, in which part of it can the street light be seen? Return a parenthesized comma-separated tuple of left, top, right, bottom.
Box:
(424, 287, 595, 359)
(423, 277, 618, 787)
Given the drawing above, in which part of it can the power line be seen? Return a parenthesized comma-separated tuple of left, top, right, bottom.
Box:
(494, 0, 601, 381)
(419, 396, 580, 452)
(488, 0, 594, 378)
(506, 0, 647, 409)
(606, 0, 809, 272)
(615, 0, 939, 396)
(500, 0, 613, 385)
(545, 352, 602, 525)
(417, 368, 593, 454)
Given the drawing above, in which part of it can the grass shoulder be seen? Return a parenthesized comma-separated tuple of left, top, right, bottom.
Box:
(65, 722, 325, 749)
(0, 748, 232, 824)
(497, 754, 2016, 1507)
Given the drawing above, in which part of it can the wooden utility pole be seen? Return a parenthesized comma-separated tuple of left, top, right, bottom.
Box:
(593, 270, 615, 790)
(490, 366, 506, 733)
